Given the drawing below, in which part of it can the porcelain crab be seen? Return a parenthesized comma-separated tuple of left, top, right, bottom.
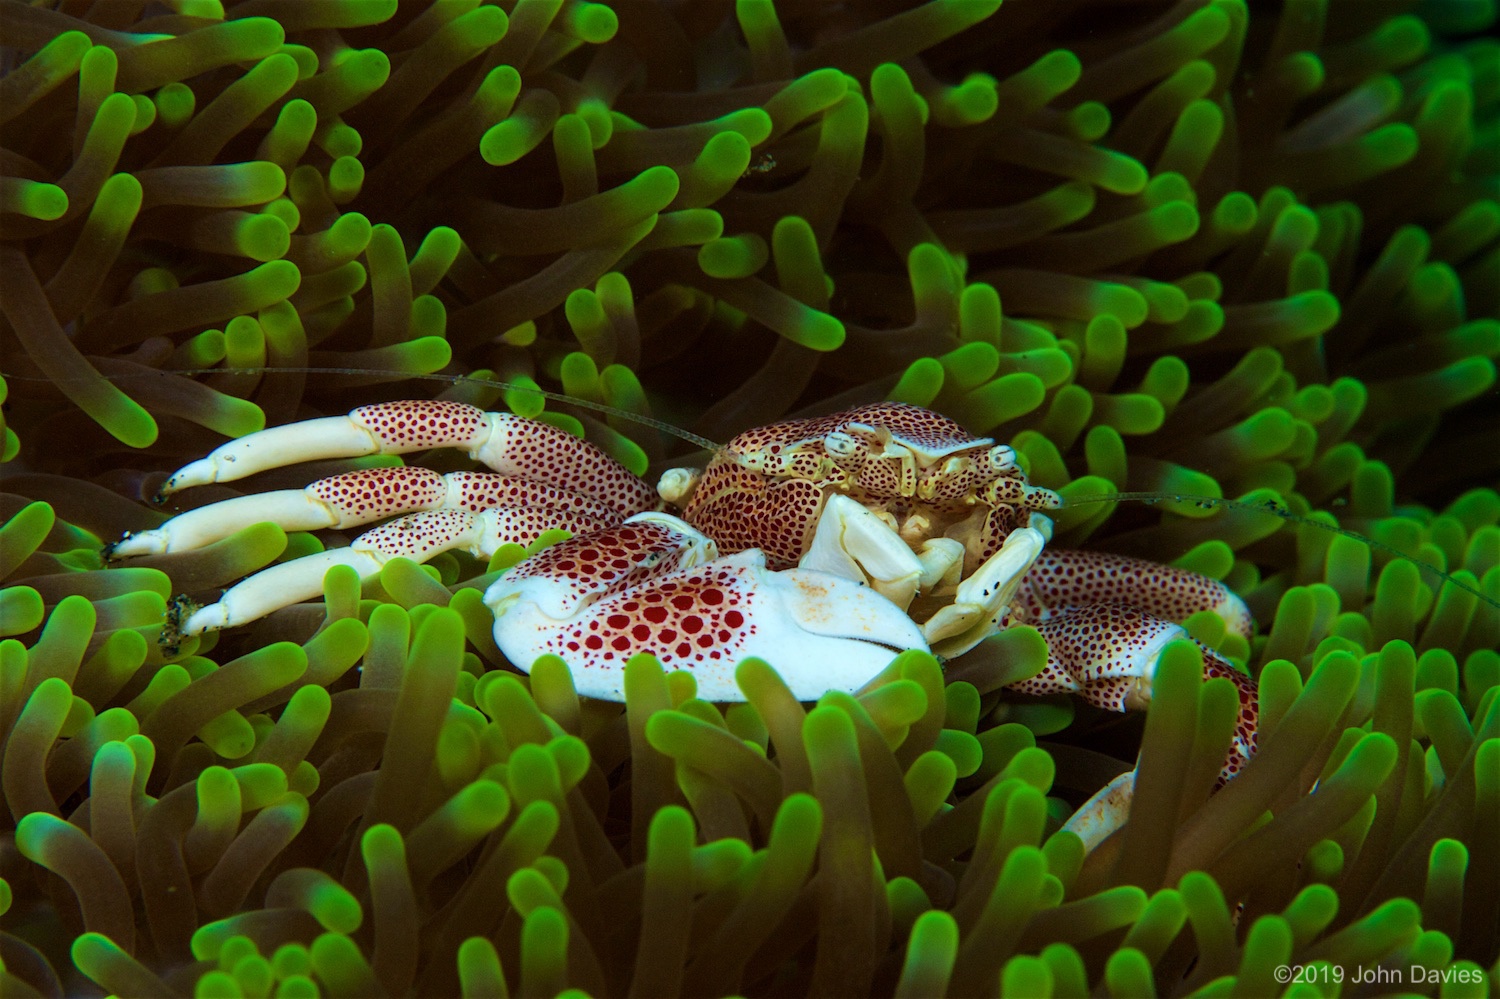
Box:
(109, 400, 1258, 799)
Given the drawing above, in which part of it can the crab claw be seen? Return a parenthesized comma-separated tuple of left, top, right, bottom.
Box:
(922, 511, 1053, 658)
(486, 532, 927, 702)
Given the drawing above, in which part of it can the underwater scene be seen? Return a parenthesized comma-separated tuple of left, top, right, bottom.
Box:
(1, 0, 1497, 996)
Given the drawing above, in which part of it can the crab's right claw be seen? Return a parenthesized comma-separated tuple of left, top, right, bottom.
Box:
(486, 546, 928, 702)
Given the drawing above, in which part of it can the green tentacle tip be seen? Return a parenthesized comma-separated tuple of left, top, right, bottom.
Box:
(717, 107, 774, 146)
(962, 372, 1047, 430)
(561, 1, 618, 43)
(698, 233, 769, 279)
(1099, 152, 1149, 195)
(940, 72, 1001, 127)
(889, 357, 945, 407)
(777, 302, 844, 352)
(559, 350, 603, 402)
(502, 320, 538, 346)
(2, 179, 68, 221)
(0, 586, 44, 635)
(479, 92, 561, 166)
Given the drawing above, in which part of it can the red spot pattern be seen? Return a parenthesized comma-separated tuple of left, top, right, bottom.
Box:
(1017, 549, 1252, 638)
(488, 507, 611, 549)
(448, 471, 621, 522)
(537, 563, 760, 666)
(1011, 602, 1184, 696)
(487, 414, 658, 519)
(1204, 653, 1258, 783)
(507, 521, 697, 601)
(921, 463, 1027, 507)
(310, 467, 445, 522)
(355, 509, 477, 558)
(975, 506, 1025, 562)
(352, 400, 487, 450)
(854, 457, 905, 498)
(340, 401, 657, 535)
(722, 403, 977, 457)
(684, 468, 825, 570)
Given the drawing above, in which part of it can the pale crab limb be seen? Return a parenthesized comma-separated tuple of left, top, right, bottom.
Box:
(158, 400, 659, 518)
(174, 506, 576, 636)
(914, 538, 966, 591)
(1060, 771, 1137, 852)
(1017, 549, 1252, 638)
(109, 468, 618, 557)
(922, 512, 1053, 659)
(656, 466, 700, 505)
(486, 514, 927, 702)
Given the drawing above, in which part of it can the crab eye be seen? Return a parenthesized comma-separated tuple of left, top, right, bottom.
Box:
(823, 431, 858, 457)
(988, 445, 1018, 471)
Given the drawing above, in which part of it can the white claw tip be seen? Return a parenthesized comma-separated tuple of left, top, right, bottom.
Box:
(107, 530, 165, 558)
(161, 457, 218, 495)
(181, 603, 228, 637)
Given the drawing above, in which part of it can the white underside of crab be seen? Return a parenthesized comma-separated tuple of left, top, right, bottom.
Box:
(482, 513, 930, 701)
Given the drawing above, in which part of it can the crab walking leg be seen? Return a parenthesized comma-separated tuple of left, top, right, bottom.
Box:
(486, 514, 928, 701)
(1018, 549, 1252, 639)
(158, 400, 659, 518)
(110, 468, 619, 556)
(176, 506, 570, 635)
(1033, 602, 1259, 853)
(1012, 602, 1258, 782)
(1061, 771, 1139, 852)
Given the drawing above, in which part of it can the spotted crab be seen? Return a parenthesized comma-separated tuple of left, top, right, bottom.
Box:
(110, 400, 1259, 837)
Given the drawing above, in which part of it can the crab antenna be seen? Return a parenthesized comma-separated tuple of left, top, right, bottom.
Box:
(1062, 491, 1498, 610)
(129, 366, 732, 454)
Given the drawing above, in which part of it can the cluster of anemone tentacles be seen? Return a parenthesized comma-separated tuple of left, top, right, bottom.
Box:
(2, 0, 1498, 996)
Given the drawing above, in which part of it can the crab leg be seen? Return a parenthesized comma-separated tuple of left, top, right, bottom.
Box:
(109, 468, 618, 557)
(485, 514, 927, 701)
(1011, 548, 1256, 774)
(1053, 618, 1260, 853)
(159, 400, 659, 518)
(1017, 549, 1252, 638)
(175, 505, 574, 636)
(1014, 602, 1257, 773)
(1003, 549, 1259, 848)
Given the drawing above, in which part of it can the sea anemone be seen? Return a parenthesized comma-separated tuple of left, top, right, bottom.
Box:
(2, 0, 1497, 996)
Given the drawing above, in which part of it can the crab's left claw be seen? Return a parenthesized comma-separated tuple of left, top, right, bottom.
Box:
(485, 516, 927, 701)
